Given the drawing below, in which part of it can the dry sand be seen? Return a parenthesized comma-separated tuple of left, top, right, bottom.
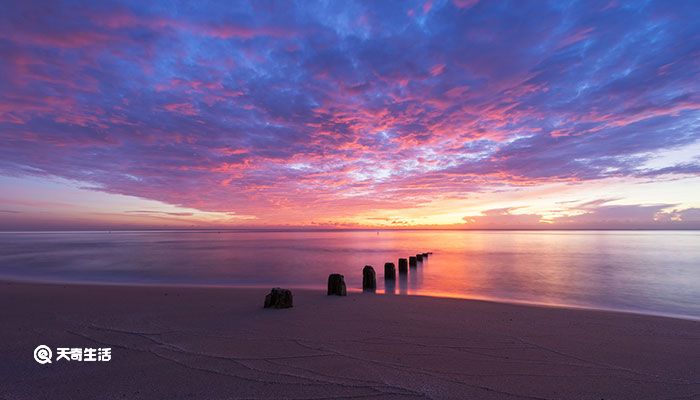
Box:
(1, 281, 698, 399)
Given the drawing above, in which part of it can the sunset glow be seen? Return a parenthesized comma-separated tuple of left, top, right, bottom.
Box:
(1, 0, 699, 230)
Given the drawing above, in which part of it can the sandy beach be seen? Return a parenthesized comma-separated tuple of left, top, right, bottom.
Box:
(1, 281, 698, 399)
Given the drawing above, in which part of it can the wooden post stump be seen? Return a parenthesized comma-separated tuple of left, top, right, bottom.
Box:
(327, 274, 347, 296)
(363, 265, 376, 292)
(398, 258, 408, 275)
(384, 262, 396, 280)
(264, 288, 293, 309)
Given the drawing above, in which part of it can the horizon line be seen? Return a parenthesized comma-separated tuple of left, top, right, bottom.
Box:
(2, 228, 700, 233)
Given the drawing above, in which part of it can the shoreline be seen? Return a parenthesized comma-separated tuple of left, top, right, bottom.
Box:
(2, 278, 698, 322)
(2, 280, 699, 399)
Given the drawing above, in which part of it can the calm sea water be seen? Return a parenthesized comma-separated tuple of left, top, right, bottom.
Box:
(0, 230, 698, 319)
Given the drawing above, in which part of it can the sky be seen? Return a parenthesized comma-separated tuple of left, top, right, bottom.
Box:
(1, 0, 700, 230)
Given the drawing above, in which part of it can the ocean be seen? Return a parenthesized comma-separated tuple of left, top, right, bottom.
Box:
(1, 230, 698, 319)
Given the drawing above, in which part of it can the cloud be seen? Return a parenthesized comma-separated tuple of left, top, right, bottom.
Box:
(124, 210, 194, 217)
(654, 208, 700, 223)
(463, 207, 544, 228)
(464, 200, 700, 229)
(0, 0, 698, 227)
(560, 201, 675, 227)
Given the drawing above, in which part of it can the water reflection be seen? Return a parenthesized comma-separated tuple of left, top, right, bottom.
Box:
(384, 277, 396, 295)
(0, 230, 698, 319)
(398, 272, 408, 295)
(408, 263, 417, 293)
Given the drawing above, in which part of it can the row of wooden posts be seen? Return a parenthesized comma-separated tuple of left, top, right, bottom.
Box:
(264, 252, 433, 308)
(327, 252, 432, 296)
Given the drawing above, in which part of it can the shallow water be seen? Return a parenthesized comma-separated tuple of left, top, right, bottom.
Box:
(0, 230, 698, 319)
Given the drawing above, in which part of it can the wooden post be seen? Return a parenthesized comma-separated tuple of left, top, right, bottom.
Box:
(363, 265, 376, 292)
(384, 262, 396, 280)
(264, 288, 293, 309)
(398, 258, 408, 275)
(327, 274, 347, 296)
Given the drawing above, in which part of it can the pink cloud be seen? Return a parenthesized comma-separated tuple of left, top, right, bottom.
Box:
(452, 0, 479, 9)
(430, 64, 446, 76)
(163, 102, 199, 116)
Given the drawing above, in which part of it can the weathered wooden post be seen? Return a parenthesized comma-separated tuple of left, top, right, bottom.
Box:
(398, 258, 408, 275)
(327, 274, 347, 296)
(384, 262, 396, 280)
(363, 265, 376, 292)
(264, 288, 293, 309)
(409, 256, 417, 267)
(421, 252, 429, 258)
(416, 253, 423, 262)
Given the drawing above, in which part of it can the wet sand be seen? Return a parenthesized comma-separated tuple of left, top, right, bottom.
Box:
(1, 281, 698, 399)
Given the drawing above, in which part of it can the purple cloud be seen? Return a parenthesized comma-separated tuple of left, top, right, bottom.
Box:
(0, 0, 698, 225)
